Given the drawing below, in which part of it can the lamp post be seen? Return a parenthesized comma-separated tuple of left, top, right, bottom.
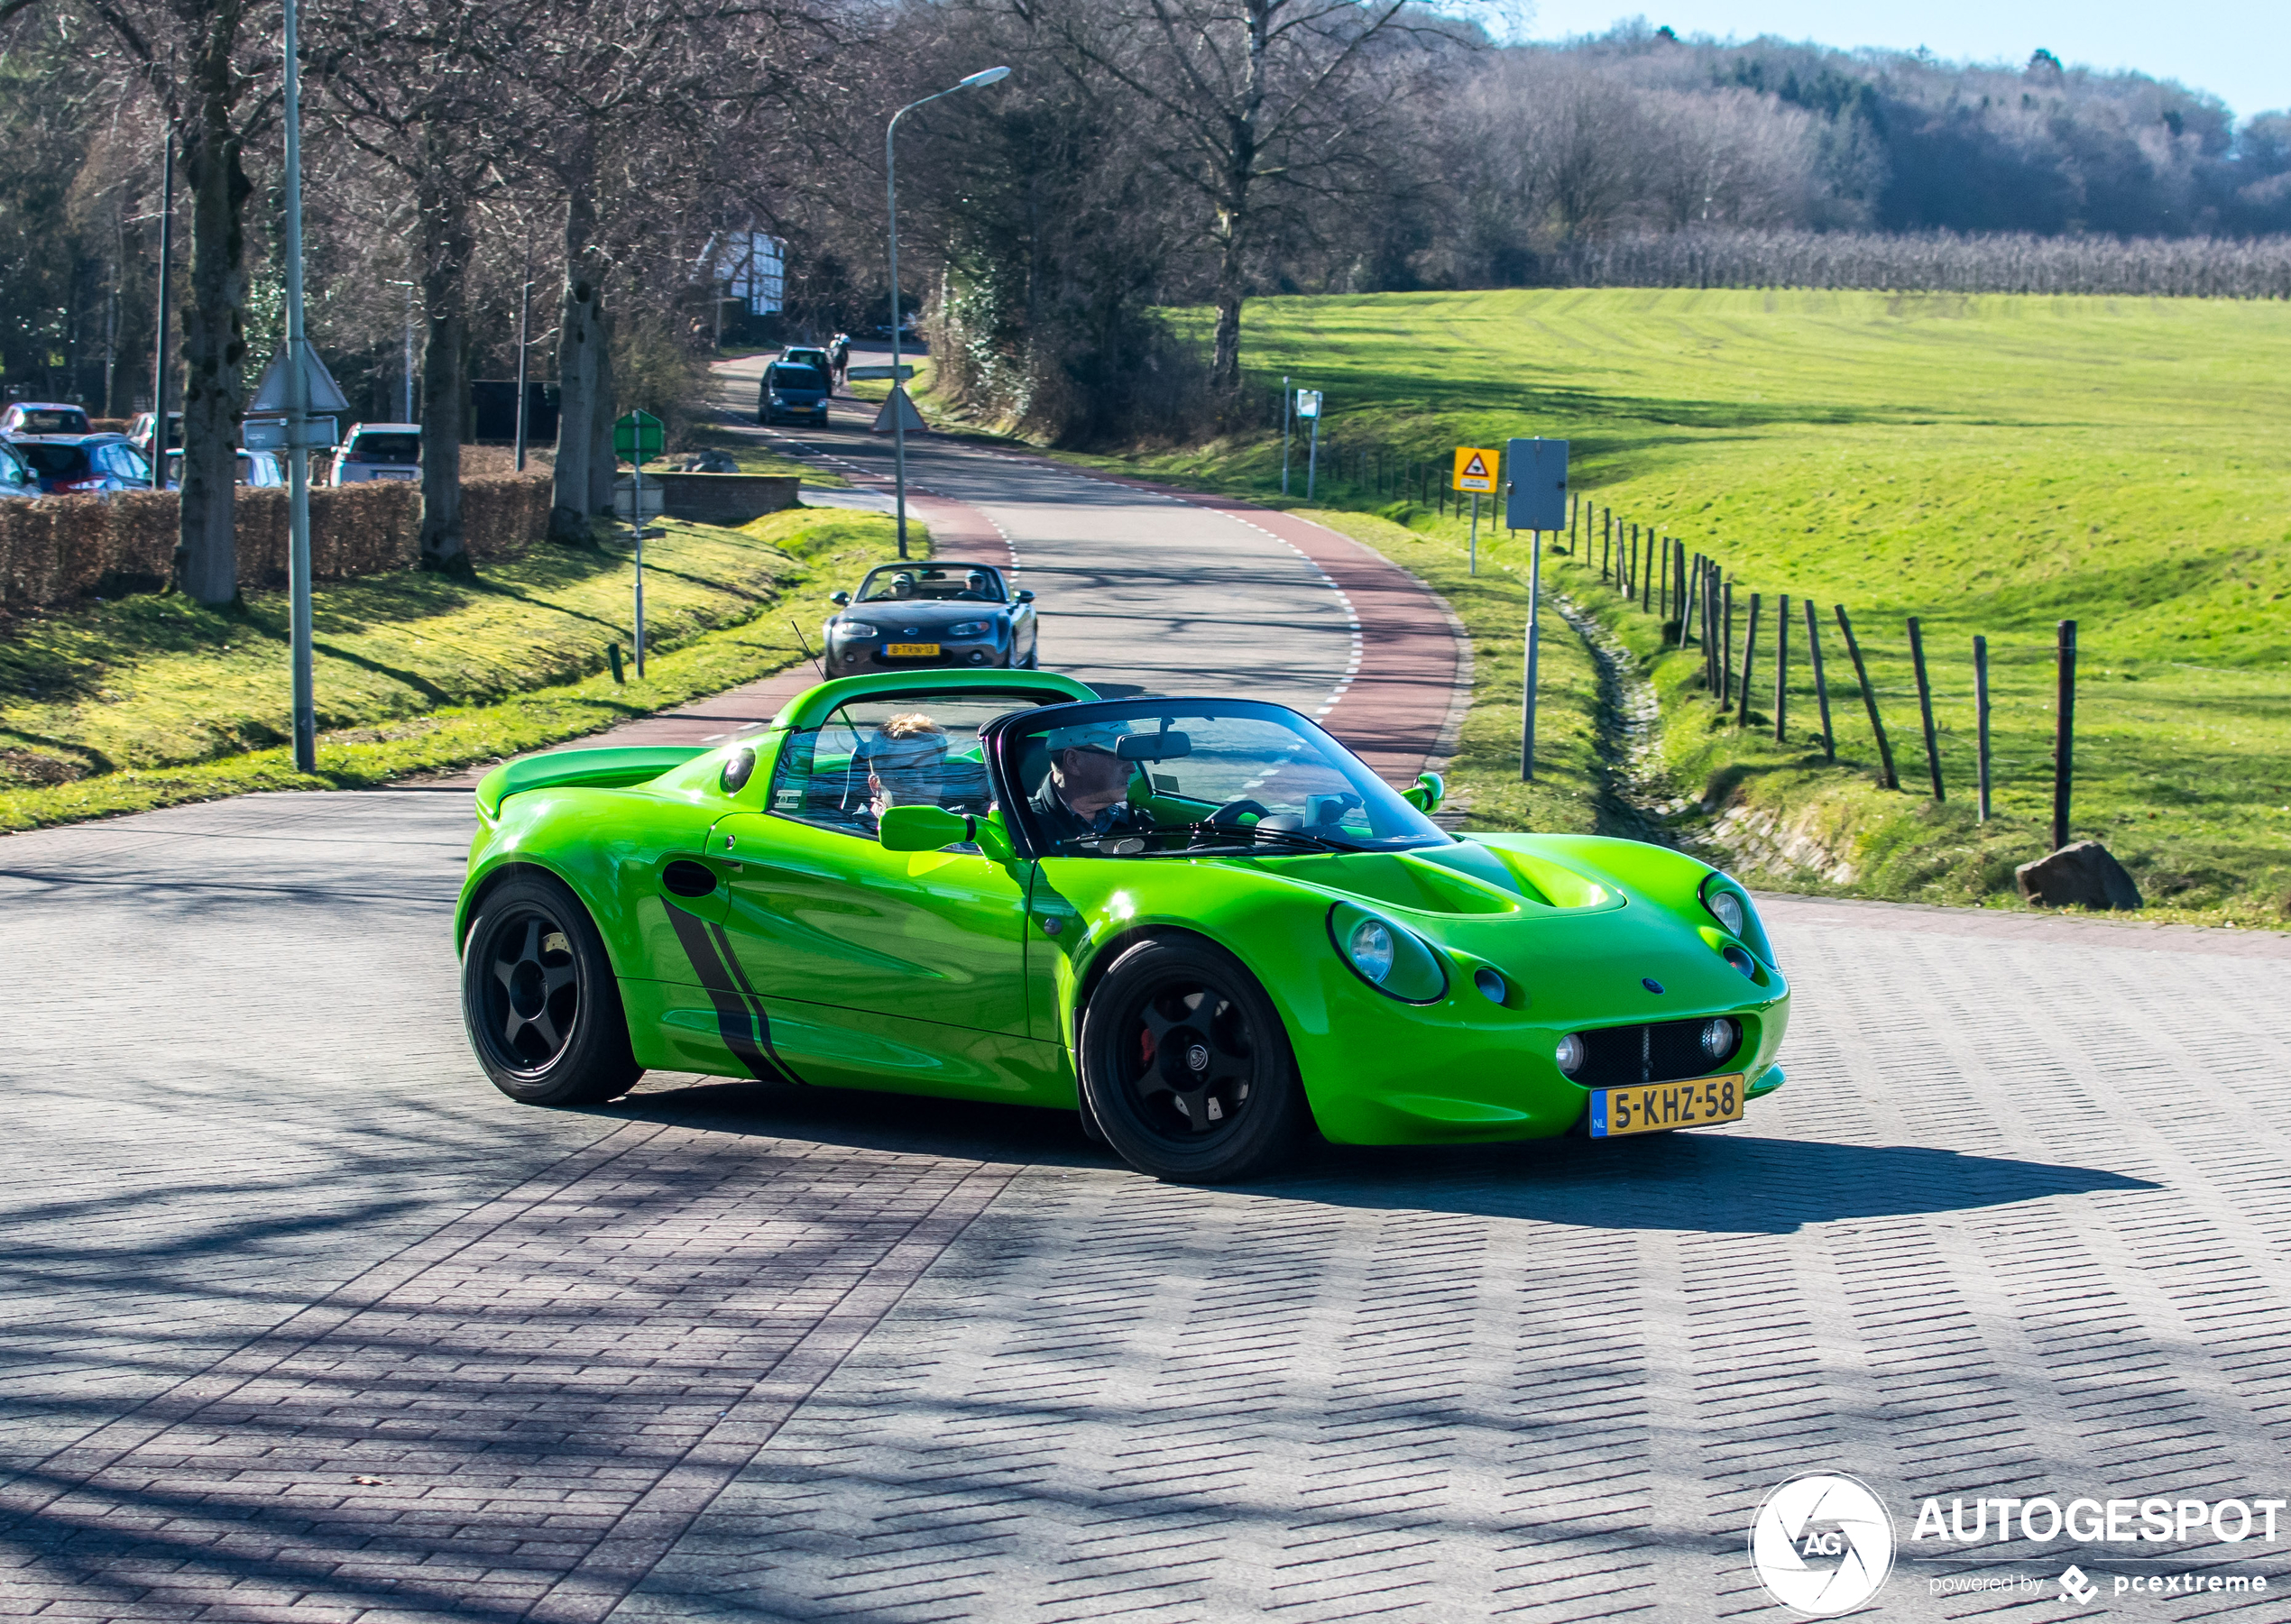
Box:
(886, 65, 1009, 560)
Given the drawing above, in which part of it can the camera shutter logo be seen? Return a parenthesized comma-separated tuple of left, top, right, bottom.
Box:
(1750, 1473, 1896, 1616)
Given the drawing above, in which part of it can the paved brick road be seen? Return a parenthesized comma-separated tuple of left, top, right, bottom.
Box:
(5, 799, 2291, 1616)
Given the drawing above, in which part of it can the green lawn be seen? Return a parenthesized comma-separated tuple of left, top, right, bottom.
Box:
(0, 508, 908, 830)
(1107, 289, 2291, 922)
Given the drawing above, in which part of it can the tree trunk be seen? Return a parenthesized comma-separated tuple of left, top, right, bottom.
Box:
(1210, 224, 1247, 393)
(174, 0, 252, 605)
(548, 135, 603, 545)
(588, 298, 616, 517)
(415, 126, 472, 573)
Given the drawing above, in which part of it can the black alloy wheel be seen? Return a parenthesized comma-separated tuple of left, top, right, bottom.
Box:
(461, 870, 640, 1106)
(1080, 936, 1304, 1182)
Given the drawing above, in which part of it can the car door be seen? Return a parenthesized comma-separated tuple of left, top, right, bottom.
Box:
(703, 694, 1064, 1102)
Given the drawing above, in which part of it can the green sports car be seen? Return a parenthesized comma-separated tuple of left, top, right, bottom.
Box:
(458, 669, 1789, 1182)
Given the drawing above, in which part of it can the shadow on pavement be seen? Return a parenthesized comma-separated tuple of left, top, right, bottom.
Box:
(602, 1077, 2156, 1234)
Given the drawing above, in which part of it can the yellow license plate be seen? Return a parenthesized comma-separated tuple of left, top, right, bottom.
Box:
(1590, 1074, 1745, 1137)
(883, 642, 941, 657)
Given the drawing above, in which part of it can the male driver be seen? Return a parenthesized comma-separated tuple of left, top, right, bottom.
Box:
(1031, 723, 1154, 847)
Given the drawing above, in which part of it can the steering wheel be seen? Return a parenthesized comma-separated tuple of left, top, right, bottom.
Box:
(1206, 798, 1269, 828)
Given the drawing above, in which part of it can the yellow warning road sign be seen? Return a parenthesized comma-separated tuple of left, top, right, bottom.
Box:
(1452, 446, 1498, 493)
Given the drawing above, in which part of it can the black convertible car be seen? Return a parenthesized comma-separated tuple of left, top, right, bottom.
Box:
(823, 562, 1038, 676)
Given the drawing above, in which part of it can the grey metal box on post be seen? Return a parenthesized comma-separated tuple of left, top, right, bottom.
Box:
(1505, 437, 1569, 531)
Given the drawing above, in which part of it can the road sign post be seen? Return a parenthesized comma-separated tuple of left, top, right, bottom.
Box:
(1297, 390, 1322, 500)
(1523, 528, 1542, 781)
(1452, 446, 1497, 574)
(614, 410, 663, 676)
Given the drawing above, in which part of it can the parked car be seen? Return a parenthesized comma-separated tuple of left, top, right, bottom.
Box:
(823, 562, 1037, 676)
(162, 449, 284, 490)
(758, 362, 831, 426)
(329, 422, 421, 485)
(0, 440, 33, 499)
(10, 434, 150, 494)
(779, 345, 836, 393)
(1, 401, 93, 437)
(127, 410, 183, 457)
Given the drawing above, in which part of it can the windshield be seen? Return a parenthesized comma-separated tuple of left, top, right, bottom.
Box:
(1002, 700, 1448, 857)
(16, 442, 87, 477)
(768, 366, 826, 391)
(13, 408, 88, 434)
(856, 564, 1006, 604)
(347, 433, 420, 463)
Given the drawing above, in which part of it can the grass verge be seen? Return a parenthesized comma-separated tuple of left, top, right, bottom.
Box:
(0, 507, 910, 831)
(1293, 506, 1610, 835)
(1053, 288, 2291, 926)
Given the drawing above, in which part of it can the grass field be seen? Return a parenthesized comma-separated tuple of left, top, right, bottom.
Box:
(0, 508, 908, 830)
(1109, 289, 2291, 922)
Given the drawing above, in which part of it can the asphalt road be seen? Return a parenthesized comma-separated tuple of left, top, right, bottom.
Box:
(718, 351, 1360, 717)
(4, 372, 2290, 1619)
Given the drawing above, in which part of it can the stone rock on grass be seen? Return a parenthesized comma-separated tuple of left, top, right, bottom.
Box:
(2016, 840, 2143, 911)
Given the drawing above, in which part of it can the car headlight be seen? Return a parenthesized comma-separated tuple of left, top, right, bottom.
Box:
(1700, 1017, 1738, 1060)
(1698, 871, 1775, 968)
(1347, 918, 1394, 984)
(1328, 904, 1448, 1004)
(1554, 1032, 1587, 1075)
(947, 620, 989, 638)
(1703, 880, 1745, 935)
(837, 620, 880, 638)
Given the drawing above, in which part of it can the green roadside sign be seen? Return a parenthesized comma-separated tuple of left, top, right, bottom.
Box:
(613, 410, 663, 461)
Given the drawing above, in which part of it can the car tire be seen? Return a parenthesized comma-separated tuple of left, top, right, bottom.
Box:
(1079, 935, 1305, 1183)
(461, 870, 641, 1107)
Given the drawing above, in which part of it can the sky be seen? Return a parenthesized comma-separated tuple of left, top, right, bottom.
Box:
(1522, 2, 2287, 121)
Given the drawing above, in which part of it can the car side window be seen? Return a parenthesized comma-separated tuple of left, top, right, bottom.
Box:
(766, 694, 1057, 841)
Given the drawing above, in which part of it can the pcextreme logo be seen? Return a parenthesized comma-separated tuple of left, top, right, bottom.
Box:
(1750, 1473, 1898, 1617)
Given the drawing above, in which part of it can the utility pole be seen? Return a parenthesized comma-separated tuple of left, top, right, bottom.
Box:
(149, 133, 173, 490)
(283, 0, 315, 772)
(887, 67, 1010, 561)
(513, 246, 532, 473)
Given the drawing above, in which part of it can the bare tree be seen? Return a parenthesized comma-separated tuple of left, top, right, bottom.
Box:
(1008, 0, 1455, 392)
(312, 0, 523, 571)
(12, 0, 277, 603)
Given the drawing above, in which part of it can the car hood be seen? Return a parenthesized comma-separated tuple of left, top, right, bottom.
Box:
(1037, 831, 1783, 1024)
(835, 600, 1009, 628)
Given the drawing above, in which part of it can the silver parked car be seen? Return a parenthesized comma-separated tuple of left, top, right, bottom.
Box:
(329, 423, 421, 485)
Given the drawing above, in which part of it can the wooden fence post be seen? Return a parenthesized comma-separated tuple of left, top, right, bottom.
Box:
(1805, 597, 1835, 761)
(1642, 533, 1653, 613)
(1908, 616, 1944, 800)
(1834, 605, 1900, 790)
(1679, 551, 1699, 648)
(1736, 592, 1762, 727)
(1773, 592, 1790, 743)
(1722, 578, 1735, 704)
(1974, 634, 1992, 822)
(2053, 619, 2076, 850)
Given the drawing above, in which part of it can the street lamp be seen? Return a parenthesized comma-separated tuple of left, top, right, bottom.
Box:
(886, 65, 1009, 560)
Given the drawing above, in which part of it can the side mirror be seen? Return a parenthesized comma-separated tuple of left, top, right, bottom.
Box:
(1016, 589, 1035, 603)
(1401, 771, 1445, 814)
(830, 590, 851, 607)
(879, 803, 973, 851)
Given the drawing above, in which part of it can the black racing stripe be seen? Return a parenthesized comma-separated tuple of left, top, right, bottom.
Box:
(665, 904, 790, 1085)
(707, 921, 805, 1086)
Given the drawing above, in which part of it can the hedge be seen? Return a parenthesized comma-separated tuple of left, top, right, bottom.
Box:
(0, 475, 551, 610)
